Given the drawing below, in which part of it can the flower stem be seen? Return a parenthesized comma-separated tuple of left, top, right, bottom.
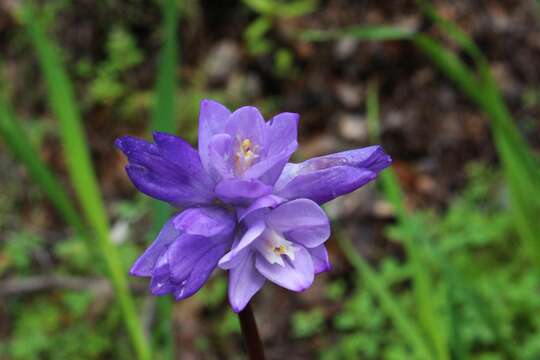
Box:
(238, 303, 266, 360)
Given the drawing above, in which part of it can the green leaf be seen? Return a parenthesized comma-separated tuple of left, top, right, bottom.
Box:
(244, 16, 274, 55)
(300, 10, 540, 267)
(242, 0, 318, 18)
(366, 83, 450, 360)
(300, 25, 415, 42)
(20, 4, 150, 359)
(336, 231, 433, 360)
(0, 98, 85, 235)
(412, 13, 540, 263)
(148, 0, 179, 358)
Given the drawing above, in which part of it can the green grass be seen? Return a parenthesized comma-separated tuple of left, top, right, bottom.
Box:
(299, 3, 540, 268)
(335, 229, 433, 360)
(366, 82, 449, 360)
(0, 97, 85, 236)
(148, 0, 179, 358)
(18, 4, 150, 359)
(300, 25, 415, 42)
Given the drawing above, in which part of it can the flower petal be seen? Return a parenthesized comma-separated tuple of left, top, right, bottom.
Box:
(129, 216, 180, 277)
(274, 146, 391, 204)
(219, 220, 266, 270)
(173, 206, 235, 238)
(153, 132, 215, 190)
(337, 145, 392, 173)
(173, 239, 231, 300)
(198, 99, 231, 174)
(215, 178, 272, 205)
(266, 112, 299, 156)
(255, 246, 314, 291)
(268, 199, 330, 248)
(242, 141, 297, 184)
(308, 244, 332, 274)
(116, 135, 214, 207)
(207, 133, 235, 181)
(228, 252, 266, 312)
(164, 233, 232, 299)
(253, 112, 299, 184)
(149, 252, 176, 295)
(224, 106, 268, 150)
(167, 234, 224, 281)
(236, 194, 286, 222)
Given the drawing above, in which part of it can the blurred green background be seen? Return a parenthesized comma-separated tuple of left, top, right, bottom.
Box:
(1, 0, 540, 359)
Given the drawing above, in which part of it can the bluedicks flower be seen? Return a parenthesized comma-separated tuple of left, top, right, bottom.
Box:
(219, 197, 332, 311)
(116, 99, 391, 310)
(116, 100, 298, 299)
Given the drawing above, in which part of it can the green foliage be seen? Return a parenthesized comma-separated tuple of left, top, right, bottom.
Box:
(336, 232, 433, 360)
(242, 0, 317, 77)
(2, 2, 539, 359)
(0, 98, 85, 234)
(273, 48, 295, 78)
(367, 82, 449, 360)
(325, 287, 408, 359)
(198, 275, 228, 308)
(244, 16, 274, 56)
(19, 4, 150, 359)
(217, 310, 242, 336)
(243, 0, 318, 18)
(147, 0, 178, 356)
(299, 25, 415, 42)
(300, 0, 540, 268)
(88, 27, 143, 105)
(3, 232, 43, 273)
(4, 293, 126, 360)
(292, 308, 326, 338)
(325, 163, 538, 359)
(410, 11, 540, 266)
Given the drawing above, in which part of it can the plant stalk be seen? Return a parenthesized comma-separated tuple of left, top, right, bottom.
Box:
(238, 303, 266, 360)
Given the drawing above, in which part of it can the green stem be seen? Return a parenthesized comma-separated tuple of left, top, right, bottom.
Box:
(336, 228, 433, 360)
(20, 4, 151, 359)
(148, 0, 179, 356)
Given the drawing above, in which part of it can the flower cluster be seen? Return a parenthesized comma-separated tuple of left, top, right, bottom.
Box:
(116, 100, 391, 312)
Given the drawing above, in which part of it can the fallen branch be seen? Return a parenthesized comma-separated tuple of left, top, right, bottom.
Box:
(0, 275, 147, 297)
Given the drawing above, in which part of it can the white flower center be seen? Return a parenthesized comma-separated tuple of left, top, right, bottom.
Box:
(234, 138, 259, 174)
(256, 228, 297, 267)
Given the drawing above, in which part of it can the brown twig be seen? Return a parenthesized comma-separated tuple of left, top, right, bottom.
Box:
(0, 275, 146, 296)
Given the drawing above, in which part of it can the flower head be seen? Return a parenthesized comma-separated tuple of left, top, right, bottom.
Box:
(219, 197, 331, 311)
(116, 99, 391, 311)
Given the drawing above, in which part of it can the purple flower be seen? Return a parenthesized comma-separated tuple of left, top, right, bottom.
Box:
(274, 146, 391, 204)
(116, 99, 391, 309)
(116, 100, 298, 299)
(219, 197, 331, 311)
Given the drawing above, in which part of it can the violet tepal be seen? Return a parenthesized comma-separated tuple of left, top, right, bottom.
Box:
(116, 99, 391, 311)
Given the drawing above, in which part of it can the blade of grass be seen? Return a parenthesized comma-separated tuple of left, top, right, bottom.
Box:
(411, 34, 482, 103)
(300, 21, 540, 265)
(242, 0, 318, 18)
(148, 0, 178, 357)
(414, 1, 540, 258)
(335, 227, 433, 360)
(149, 0, 178, 235)
(299, 25, 415, 42)
(0, 97, 85, 235)
(366, 82, 450, 360)
(412, 32, 540, 262)
(19, 4, 151, 359)
(415, 0, 484, 64)
(366, 80, 517, 359)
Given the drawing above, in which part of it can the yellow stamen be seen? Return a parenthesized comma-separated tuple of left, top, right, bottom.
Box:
(273, 245, 288, 256)
(241, 139, 255, 159)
